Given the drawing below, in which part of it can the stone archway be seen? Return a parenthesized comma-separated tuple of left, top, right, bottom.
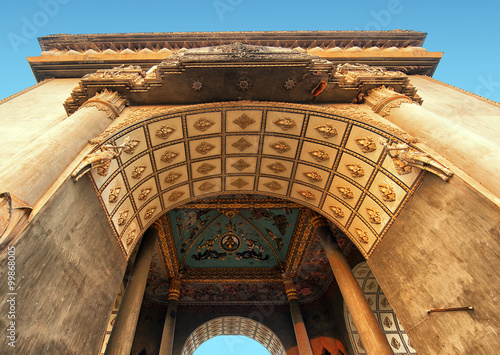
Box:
(181, 316, 285, 355)
(85, 101, 423, 260)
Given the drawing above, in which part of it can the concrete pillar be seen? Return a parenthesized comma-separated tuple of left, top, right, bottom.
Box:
(284, 279, 313, 355)
(313, 218, 393, 355)
(159, 278, 181, 355)
(104, 229, 157, 355)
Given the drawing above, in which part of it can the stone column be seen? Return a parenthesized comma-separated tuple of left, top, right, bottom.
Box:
(284, 279, 313, 355)
(159, 278, 181, 355)
(312, 217, 393, 355)
(104, 229, 157, 355)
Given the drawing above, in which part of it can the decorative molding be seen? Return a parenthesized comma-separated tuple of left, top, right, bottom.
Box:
(273, 116, 296, 131)
(267, 162, 287, 173)
(199, 181, 216, 192)
(233, 113, 255, 129)
(144, 206, 157, 219)
(303, 171, 323, 182)
(108, 186, 121, 203)
(161, 150, 180, 163)
(315, 124, 338, 138)
(263, 181, 282, 191)
(195, 142, 216, 154)
(131, 165, 147, 179)
(123, 138, 141, 154)
(231, 178, 249, 189)
(337, 186, 354, 199)
(363, 85, 418, 117)
(378, 184, 396, 202)
(329, 205, 345, 218)
(355, 228, 369, 243)
(197, 163, 216, 174)
(345, 164, 364, 178)
(117, 210, 129, 226)
(168, 191, 185, 202)
(156, 125, 176, 139)
(309, 149, 329, 162)
(355, 137, 377, 153)
(231, 159, 251, 171)
(232, 138, 252, 152)
(164, 172, 183, 184)
(138, 187, 153, 200)
(76, 89, 127, 119)
(366, 208, 381, 224)
(193, 117, 215, 132)
(298, 190, 316, 200)
(269, 141, 291, 154)
(125, 227, 136, 246)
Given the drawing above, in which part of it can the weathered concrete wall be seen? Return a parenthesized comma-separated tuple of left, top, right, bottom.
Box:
(0, 177, 127, 354)
(368, 174, 500, 354)
(0, 78, 79, 166)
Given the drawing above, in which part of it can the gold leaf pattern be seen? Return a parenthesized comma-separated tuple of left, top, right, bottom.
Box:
(355, 228, 369, 243)
(197, 163, 216, 174)
(156, 125, 176, 139)
(267, 162, 287, 173)
(355, 137, 377, 153)
(131, 165, 147, 179)
(337, 186, 354, 199)
(393, 157, 412, 175)
(195, 142, 216, 154)
(117, 209, 129, 226)
(199, 181, 216, 192)
(138, 187, 152, 201)
(315, 124, 338, 138)
(263, 181, 282, 191)
(161, 150, 179, 163)
(298, 190, 316, 200)
(345, 163, 365, 178)
(164, 171, 182, 184)
(144, 206, 157, 220)
(366, 208, 381, 224)
(232, 138, 252, 152)
(231, 159, 251, 171)
(270, 141, 291, 154)
(273, 116, 296, 130)
(308, 149, 329, 162)
(378, 184, 396, 202)
(108, 186, 121, 203)
(329, 205, 345, 218)
(193, 117, 215, 132)
(123, 139, 141, 154)
(233, 113, 255, 129)
(231, 178, 249, 189)
(125, 227, 136, 246)
(303, 171, 323, 182)
(168, 191, 184, 202)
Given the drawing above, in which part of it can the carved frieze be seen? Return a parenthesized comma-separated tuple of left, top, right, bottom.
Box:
(355, 228, 369, 244)
(232, 159, 251, 171)
(138, 187, 153, 200)
(273, 116, 296, 131)
(366, 208, 381, 224)
(378, 184, 396, 202)
(117, 210, 129, 226)
(233, 113, 255, 130)
(195, 142, 216, 154)
(161, 150, 179, 163)
(263, 181, 282, 191)
(303, 171, 323, 182)
(199, 181, 216, 192)
(197, 163, 216, 174)
(337, 186, 354, 199)
(108, 186, 121, 203)
(144, 206, 157, 220)
(315, 124, 338, 138)
(193, 117, 215, 132)
(232, 138, 252, 152)
(298, 190, 316, 200)
(329, 205, 345, 218)
(270, 141, 291, 154)
(123, 138, 141, 154)
(131, 165, 147, 179)
(164, 172, 182, 184)
(231, 178, 249, 189)
(267, 162, 287, 173)
(168, 191, 185, 202)
(345, 164, 365, 178)
(156, 126, 176, 139)
(308, 149, 329, 162)
(355, 137, 377, 153)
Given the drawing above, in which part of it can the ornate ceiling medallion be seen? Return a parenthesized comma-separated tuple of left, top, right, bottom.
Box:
(164, 171, 182, 184)
(195, 142, 216, 155)
(144, 206, 157, 220)
(168, 191, 185, 202)
(378, 184, 396, 202)
(232, 138, 252, 152)
(366, 208, 381, 224)
(308, 149, 329, 162)
(161, 150, 179, 163)
(270, 141, 291, 154)
(192, 81, 203, 91)
(199, 181, 216, 192)
(284, 78, 296, 90)
(303, 171, 323, 182)
(232, 159, 251, 171)
(298, 190, 316, 200)
(267, 162, 287, 173)
(108, 186, 121, 203)
(315, 124, 338, 138)
(193, 117, 215, 132)
(233, 113, 255, 130)
(329, 205, 345, 218)
(125, 227, 136, 246)
(263, 181, 282, 191)
(156, 125, 176, 139)
(124, 138, 141, 154)
(355, 137, 377, 153)
(273, 116, 296, 131)
(131, 165, 147, 179)
(345, 163, 365, 178)
(355, 228, 369, 244)
(231, 178, 249, 189)
(197, 163, 216, 175)
(138, 187, 153, 201)
(117, 209, 129, 226)
(337, 186, 354, 199)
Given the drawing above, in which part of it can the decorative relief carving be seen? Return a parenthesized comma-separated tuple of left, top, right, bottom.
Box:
(308, 149, 329, 162)
(273, 116, 296, 131)
(355, 228, 369, 244)
(79, 89, 127, 120)
(231, 178, 249, 189)
(267, 162, 287, 173)
(378, 184, 396, 202)
(108, 186, 121, 203)
(263, 181, 282, 191)
(156, 125, 176, 139)
(391, 337, 401, 350)
(232, 159, 251, 171)
(138, 187, 153, 200)
(381, 297, 390, 308)
(270, 141, 291, 154)
(392, 157, 412, 175)
(329, 205, 345, 218)
(168, 191, 185, 202)
(161, 150, 179, 163)
(233, 113, 255, 130)
(193, 117, 215, 132)
(117, 210, 129, 226)
(345, 163, 365, 178)
(144, 206, 157, 220)
(298, 190, 316, 200)
(125, 227, 136, 246)
(303, 171, 323, 182)
(337, 186, 354, 199)
(197, 163, 216, 174)
(131, 165, 147, 179)
(195, 142, 216, 154)
(199, 181, 216, 192)
(366, 208, 381, 224)
(355, 137, 377, 153)
(314, 124, 338, 138)
(383, 316, 393, 329)
(284, 78, 296, 90)
(232, 138, 252, 152)
(123, 138, 141, 154)
(164, 172, 182, 184)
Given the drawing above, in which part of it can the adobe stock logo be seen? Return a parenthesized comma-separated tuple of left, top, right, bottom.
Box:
(7, 0, 70, 53)
(354, 0, 410, 31)
(213, 0, 243, 21)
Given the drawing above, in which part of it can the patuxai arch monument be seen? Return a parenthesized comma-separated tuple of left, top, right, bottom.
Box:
(0, 31, 499, 355)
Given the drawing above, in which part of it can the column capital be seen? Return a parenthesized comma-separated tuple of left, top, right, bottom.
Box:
(79, 89, 127, 119)
(283, 279, 299, 301)
(363, 85, 416, 117)
(168, 278, 182, 301)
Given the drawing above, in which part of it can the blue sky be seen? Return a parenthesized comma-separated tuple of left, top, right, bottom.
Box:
(0, 0, 499, 102)
(193, 335, 270, 355)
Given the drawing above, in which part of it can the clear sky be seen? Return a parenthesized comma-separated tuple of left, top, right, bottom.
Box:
(193, 335, 270, 355)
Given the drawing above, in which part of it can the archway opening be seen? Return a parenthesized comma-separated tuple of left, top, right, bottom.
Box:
(193, 335, 271, 355)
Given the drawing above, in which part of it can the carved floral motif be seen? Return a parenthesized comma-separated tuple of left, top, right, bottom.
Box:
(298, 190, 316, 200)
(131, 165, 147, 179)
(378, 184, 396, 202)
(123, 138, 141, 154)
(337, 186, 354, 199)
(263, 181, 282, 191)
(308, 149, 329, 162)
(199, 182, 216, 192)
(355, 228, 369, 244)
(197, 163, 216, 174)
(193, 117, 215, 132)
(233, 113, 255, 129)
(156, 125, 176, 139)
(164, 171, 182, 184)
(231, 178, 249, 189)
(270, 141, 291, 154)
(117, 210, 129, 226)
(329, 205, 345, 218)
(168, 191, 185, 202)
(383, 316, 393, 329)
(366, 208, 381, 224)
(267, 162, 287, 173)
(355, 137, 377, 153)
(273, 116, 296, 131)
(314, 124, 338, 138)
(138, 187, 153, 200)
(195, 142, 216, 154)
(125, 227, 136, 246)
(232, 159, 251, 171)
(161, 150, 179, 163)
(303, 171, 323, 182)
(345, 163, 365, 178)
(108, 186, 121, 203)
(232, 138, 252, 152)
(144, 206, 157, 219)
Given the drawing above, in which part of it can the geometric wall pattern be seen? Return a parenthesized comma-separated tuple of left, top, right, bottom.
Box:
(344, 262, 418, 354)
(181, 316, 285, 355)
(88, 101, 424, 259)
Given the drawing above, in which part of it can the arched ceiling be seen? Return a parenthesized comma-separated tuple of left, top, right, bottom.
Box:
(86, 101, 424, 260)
